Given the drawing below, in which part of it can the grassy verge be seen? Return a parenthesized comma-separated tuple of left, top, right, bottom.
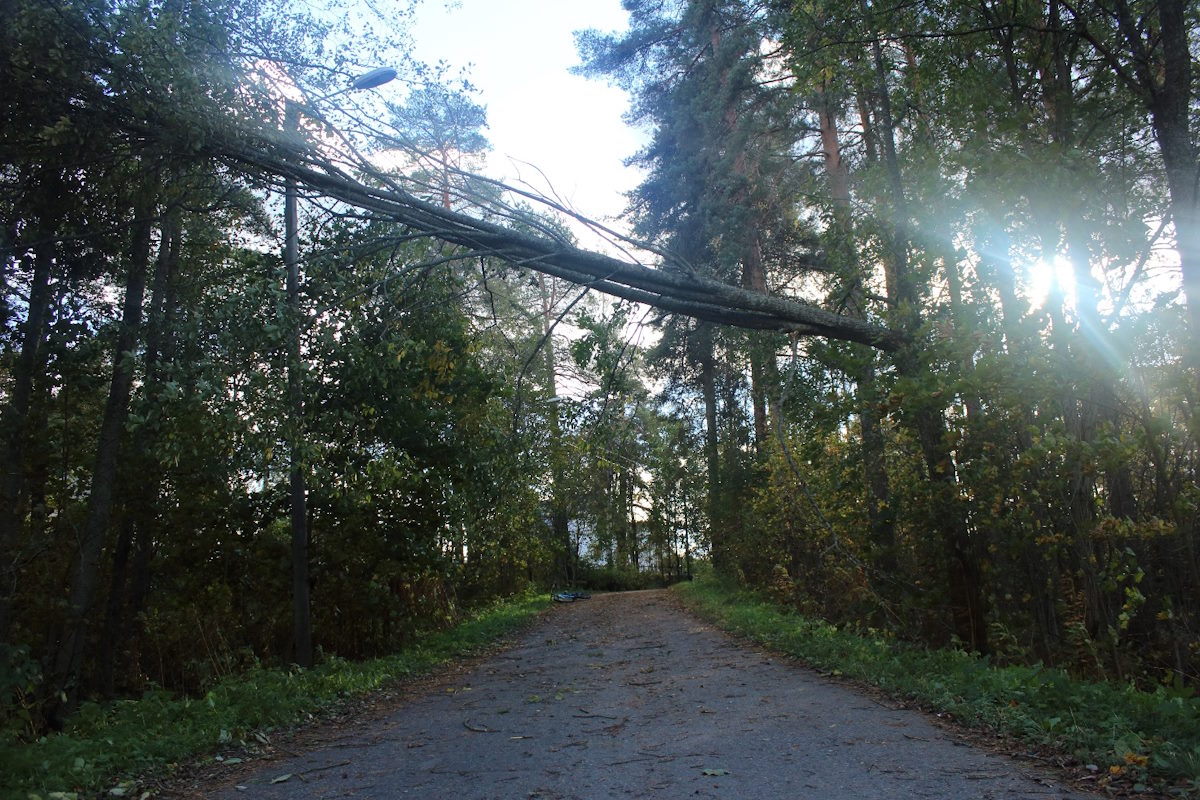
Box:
(674, 576, 1200, 797)
(2, 593, 550, 800)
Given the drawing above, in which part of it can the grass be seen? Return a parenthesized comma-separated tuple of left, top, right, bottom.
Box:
(674, 576, 1200, 797)
(1, 592, 550, 800)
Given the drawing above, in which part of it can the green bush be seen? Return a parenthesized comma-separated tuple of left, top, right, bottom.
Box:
(0, 644, 42, 741)
(575, 564, 671, 591)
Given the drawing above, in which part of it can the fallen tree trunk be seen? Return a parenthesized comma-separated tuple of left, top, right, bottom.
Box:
(196, 129, 905, 351)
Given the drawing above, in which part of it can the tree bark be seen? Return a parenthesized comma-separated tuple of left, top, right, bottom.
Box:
(96, 518, 134, 697)
(697, 323, 722, 568)
(1152, 0, 1200, 354)
(96, 201, 178, 694)
(48, 187, 154, 722)
(943, 250, 983, 424)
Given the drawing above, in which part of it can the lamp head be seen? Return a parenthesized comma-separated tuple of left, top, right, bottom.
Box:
(351, 67, 398, 91)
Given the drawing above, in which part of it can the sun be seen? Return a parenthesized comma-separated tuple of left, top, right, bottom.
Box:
(1027, 253, 1076, 310)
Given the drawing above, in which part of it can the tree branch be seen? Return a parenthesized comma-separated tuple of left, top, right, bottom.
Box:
(139, 111, 906, 351)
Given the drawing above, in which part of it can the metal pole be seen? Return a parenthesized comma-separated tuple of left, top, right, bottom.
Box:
(281, 70, 394, 669)
(284, 100, 312, 668)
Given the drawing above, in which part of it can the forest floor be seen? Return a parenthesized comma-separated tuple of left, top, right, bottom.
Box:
(161, 589, 1103, 799)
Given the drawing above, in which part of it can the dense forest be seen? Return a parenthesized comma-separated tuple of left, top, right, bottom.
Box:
(1, 0, 1197, 742)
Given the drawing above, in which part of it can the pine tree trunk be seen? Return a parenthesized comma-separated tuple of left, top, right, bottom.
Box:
(1150, 0, 1200, 355)
(943, 252, 982, 423)
(626, 471, 639, 570)
(96, 203, 178, 694)
(697, 324, 721, 568)
(96, 518, 134, 697)
(1042, 6, 1140, 655)
(858, 362, 896, 570)
(48, 188, 154, 723)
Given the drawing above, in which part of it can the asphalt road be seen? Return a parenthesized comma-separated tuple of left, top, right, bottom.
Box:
(203, 590, 1099, 799)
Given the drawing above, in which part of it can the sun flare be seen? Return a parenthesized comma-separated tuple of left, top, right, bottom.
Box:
(1027, 253, 1076, 309)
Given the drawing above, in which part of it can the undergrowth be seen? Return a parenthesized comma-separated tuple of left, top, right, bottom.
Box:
(675, 576, 1200, 797)
(0, 593, 549, 800)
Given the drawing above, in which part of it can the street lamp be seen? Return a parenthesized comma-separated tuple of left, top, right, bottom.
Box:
(350, 66, 398, 91)
(284, 67, 395, 669)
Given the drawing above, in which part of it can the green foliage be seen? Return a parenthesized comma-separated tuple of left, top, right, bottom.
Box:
(0, 645, 42, 742)
(0, 594, 549, 800)
(677, 576, 1200, 794)
(576, 564, 667, 592)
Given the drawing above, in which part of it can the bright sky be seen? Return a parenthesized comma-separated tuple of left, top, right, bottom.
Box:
(408, 0, 644, 244)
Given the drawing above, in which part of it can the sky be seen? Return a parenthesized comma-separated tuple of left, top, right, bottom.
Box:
(407, 0, 645, 247)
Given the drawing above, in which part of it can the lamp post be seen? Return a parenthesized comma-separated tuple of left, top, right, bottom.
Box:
(679, 457, 692, 580)
(284, 68, 395, 668)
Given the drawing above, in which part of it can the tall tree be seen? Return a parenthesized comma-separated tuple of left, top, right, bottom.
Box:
(578, 0, 817, 563)
(1062, 0, 1199, 353)
(388, 85, 491, 210)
